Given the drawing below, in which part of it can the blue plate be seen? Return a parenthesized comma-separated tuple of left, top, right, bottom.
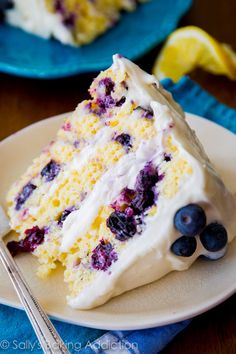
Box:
(0, 0, 192, 79)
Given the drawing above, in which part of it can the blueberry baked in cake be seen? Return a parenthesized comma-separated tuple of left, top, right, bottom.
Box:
(7, 55, 236, 309)
(1, 0, 144, 45)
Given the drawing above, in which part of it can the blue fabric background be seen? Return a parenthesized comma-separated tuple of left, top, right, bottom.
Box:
(163, 77, 236, 133)
(0, 77, 235, 353)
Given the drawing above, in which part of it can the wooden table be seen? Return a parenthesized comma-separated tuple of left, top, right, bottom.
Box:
(0, 0, 235, 353)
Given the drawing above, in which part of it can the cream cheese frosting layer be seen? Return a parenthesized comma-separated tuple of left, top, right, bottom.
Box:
(6, 0, 74, 45)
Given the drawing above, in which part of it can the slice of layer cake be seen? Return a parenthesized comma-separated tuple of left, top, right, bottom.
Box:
(2, 0, 142, 46)
(6, 55, 236, 309)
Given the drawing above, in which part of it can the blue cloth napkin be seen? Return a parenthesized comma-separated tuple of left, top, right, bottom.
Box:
(0, 77, 235, 354)
(163, 76, 236, 133)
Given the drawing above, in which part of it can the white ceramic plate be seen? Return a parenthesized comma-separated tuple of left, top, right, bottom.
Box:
(0, 113, 235, 330)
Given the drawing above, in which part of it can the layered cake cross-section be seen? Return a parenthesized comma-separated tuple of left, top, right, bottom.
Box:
(1, 0, 143, 45)
(7, 55, 236, 309)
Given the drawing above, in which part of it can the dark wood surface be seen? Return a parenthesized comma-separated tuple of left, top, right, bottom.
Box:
(0, 0, 236, 353)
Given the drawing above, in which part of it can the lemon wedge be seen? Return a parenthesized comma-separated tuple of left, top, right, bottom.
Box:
(153, 26, 236, 82)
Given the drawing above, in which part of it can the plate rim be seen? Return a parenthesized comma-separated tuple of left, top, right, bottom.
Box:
(0, 112, 235, 330)
(0, 279, 235, 331)
(0, 0, 192, 79)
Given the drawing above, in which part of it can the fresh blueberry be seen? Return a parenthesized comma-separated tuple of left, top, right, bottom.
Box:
(171, 236, 197, 257)
(91, 240, 118, 271)
(114, 133, 132, 152)
(41, 160, 61, 182)
(107, 211, 137, 241)
(200, 222, 228, 252)
(174, 204, 206, 237)
(15, 183, 37, 211)
(131, 190, 155, 214)
(7, 226, 45, 257)
(201, 246, 227, 261)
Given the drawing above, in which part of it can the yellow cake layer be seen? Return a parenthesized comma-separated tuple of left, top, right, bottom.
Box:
(45, 0, 142, 45)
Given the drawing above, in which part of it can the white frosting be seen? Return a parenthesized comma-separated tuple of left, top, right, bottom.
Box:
(61, 137, 163, 251)
(6, 0, 74, 45)
(63, 55, 236, 309)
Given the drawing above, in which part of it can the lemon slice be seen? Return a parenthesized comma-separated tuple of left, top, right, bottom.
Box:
(153, 26, 236, 82)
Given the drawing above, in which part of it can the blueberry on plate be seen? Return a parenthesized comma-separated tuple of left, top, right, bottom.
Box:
(200, 222, 228, 252)
(174, 204, 206, 236)
(171, 236, 197, 257)
(201, 246, 227, 261)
